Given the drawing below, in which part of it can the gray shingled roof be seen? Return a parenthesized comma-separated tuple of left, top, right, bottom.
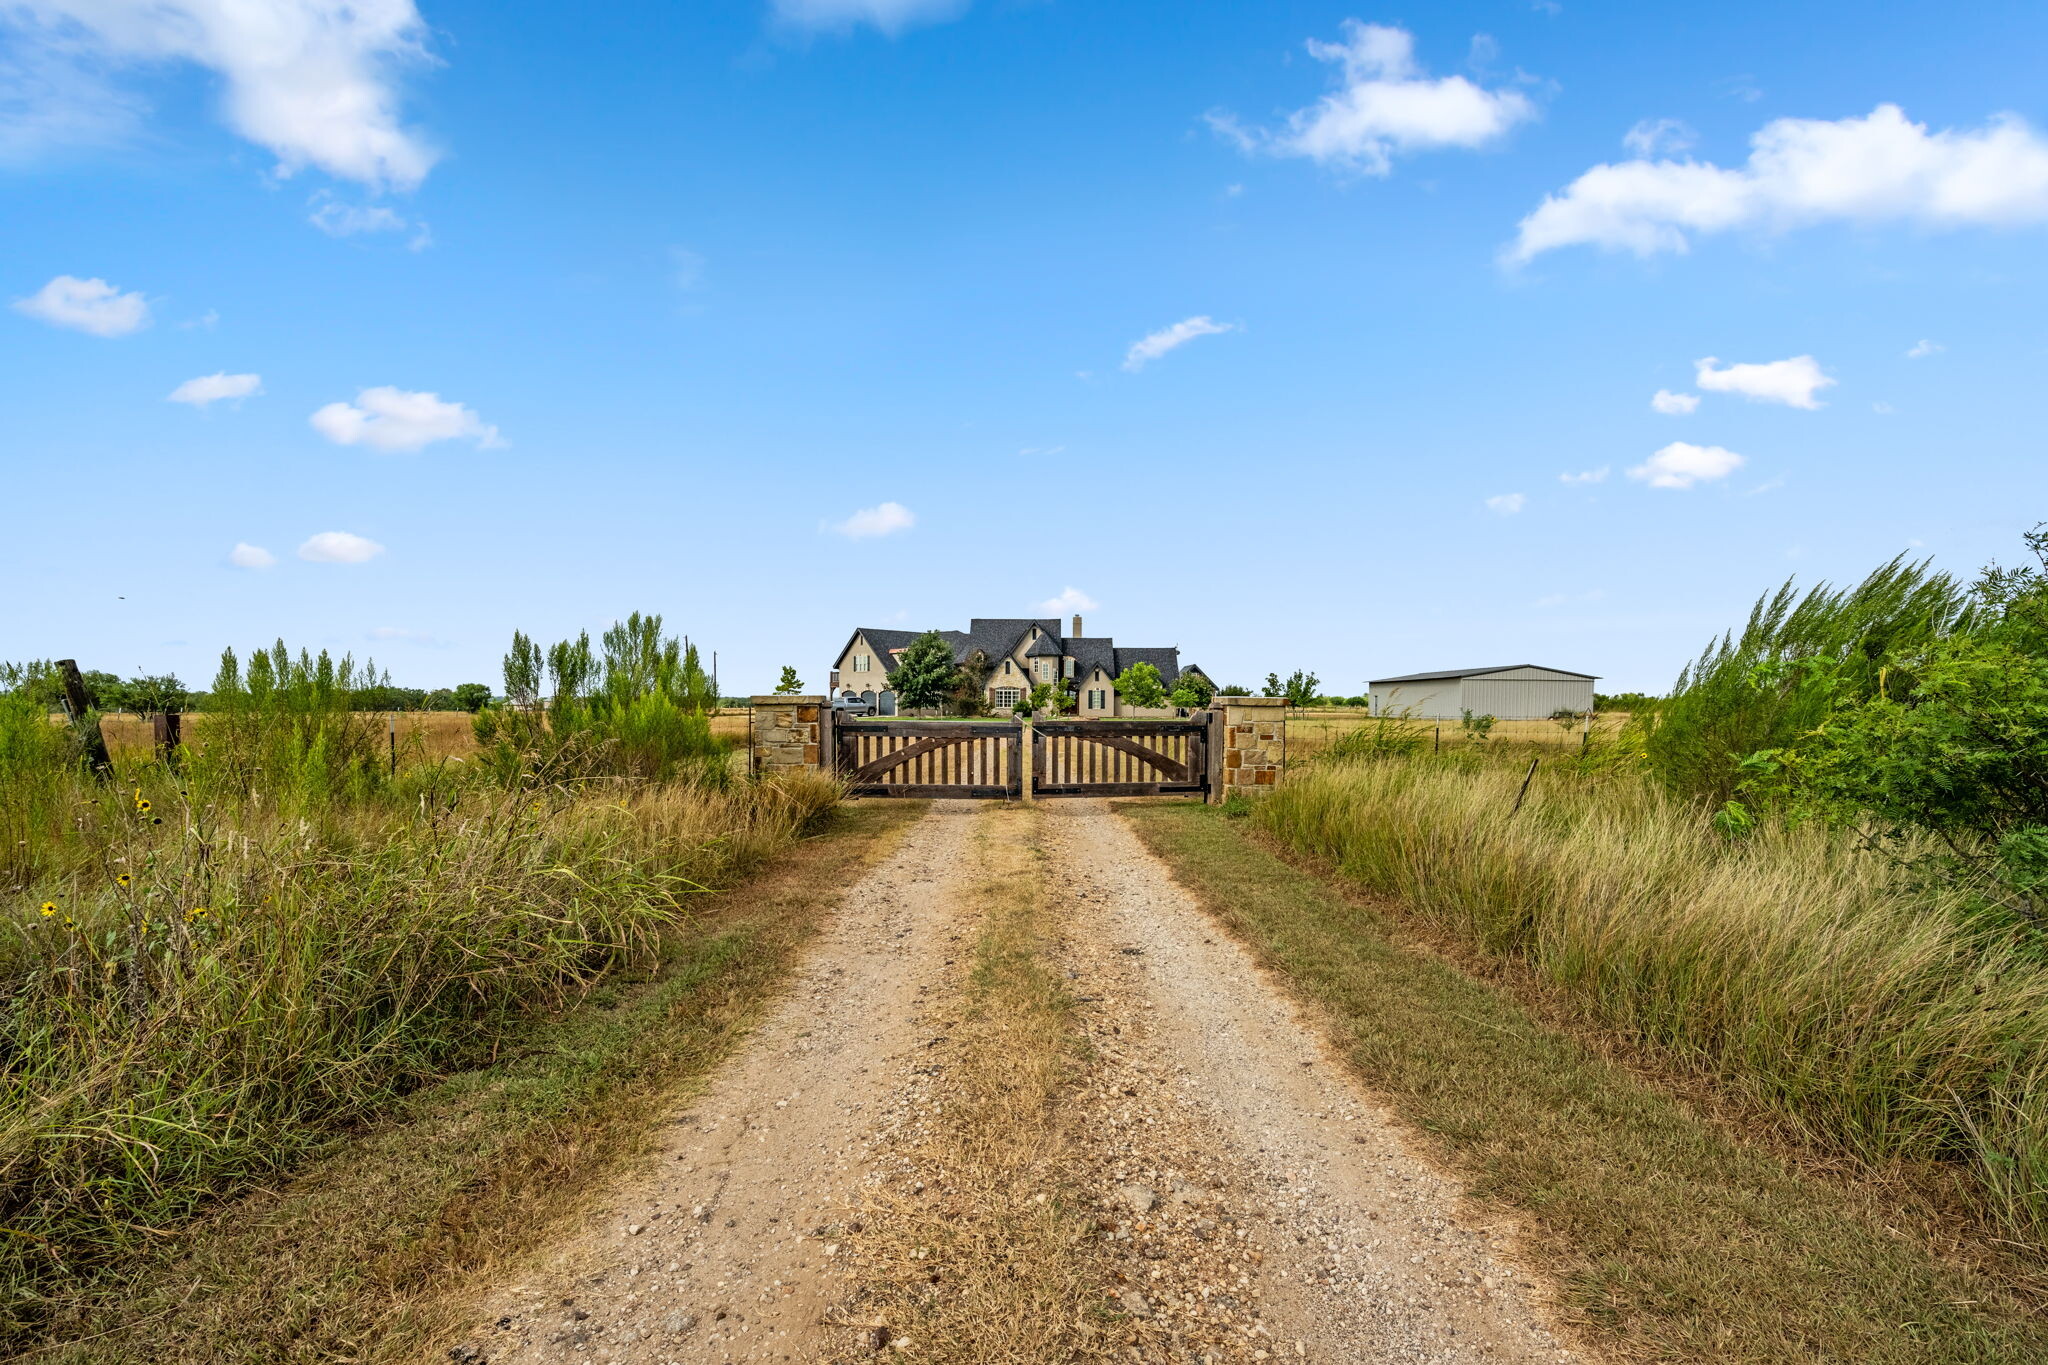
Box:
(1369, 664, 1598, 684)
(1113, 647, 1181, 686)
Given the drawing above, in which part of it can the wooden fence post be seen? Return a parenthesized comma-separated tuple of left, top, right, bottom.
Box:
(55, 659, 113, 778)
(1019, 716, 1034, 803)
(151, 711, 183, 768)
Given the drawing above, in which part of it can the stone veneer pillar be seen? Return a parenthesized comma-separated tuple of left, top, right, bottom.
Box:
(1214, 696, 1287, 802)
(750, 696, 826, 777)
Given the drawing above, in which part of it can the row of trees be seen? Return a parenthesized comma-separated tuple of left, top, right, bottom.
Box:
(2, 664, 495, 716)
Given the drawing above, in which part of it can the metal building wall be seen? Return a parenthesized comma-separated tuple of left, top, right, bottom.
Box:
(1370, 679, 1463, 719)
(1461, 673, 1594, 719)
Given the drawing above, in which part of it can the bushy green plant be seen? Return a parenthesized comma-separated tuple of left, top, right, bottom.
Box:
(888, 630, 960, 714)
(1648, 556, 1979, 806)
(1113, 661, 1168, 708)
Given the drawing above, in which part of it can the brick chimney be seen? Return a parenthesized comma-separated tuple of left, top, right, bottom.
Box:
(1071, 613, 1084, 638)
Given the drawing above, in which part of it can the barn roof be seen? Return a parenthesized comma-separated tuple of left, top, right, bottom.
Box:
(1370, 664, 1599, 684)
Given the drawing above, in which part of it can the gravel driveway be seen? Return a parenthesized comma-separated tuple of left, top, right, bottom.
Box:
(452, 800, 1577, 1365)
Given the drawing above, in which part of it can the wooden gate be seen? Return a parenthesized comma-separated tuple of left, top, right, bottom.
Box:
(835, 717, 1211, 799)
(836, 721, 1022, 798)
(1031, 719, 1209, 797)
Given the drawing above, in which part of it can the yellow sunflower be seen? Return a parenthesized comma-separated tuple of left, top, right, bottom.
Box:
(116, 873, 132, 887)
(39, 902, 56, 918)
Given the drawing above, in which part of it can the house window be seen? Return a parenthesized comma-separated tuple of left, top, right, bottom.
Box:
(1034, 659, 1053, 682)
(852, 654, 871, 673)
(1003, 659, 1013, 674)
(1065, 658, 1074, 678)
(1086, 689, 1106, 710)
(993, 687, 1022, 708)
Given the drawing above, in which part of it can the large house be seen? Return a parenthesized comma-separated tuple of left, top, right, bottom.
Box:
(830, 615, 1207, 717)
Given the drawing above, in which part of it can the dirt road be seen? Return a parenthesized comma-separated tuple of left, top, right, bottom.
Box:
(455, 800, 1577, 1365)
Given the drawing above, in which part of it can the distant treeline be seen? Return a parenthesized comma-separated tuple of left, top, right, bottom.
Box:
(3, 662, 499, 714)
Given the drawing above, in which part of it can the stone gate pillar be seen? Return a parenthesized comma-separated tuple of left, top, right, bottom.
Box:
(1213, 696, 1287, 803)
(750, 696, 827, 777)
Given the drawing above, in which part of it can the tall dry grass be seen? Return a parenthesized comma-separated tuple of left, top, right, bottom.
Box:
(1258, 759, 2048, 1238)
(0, 763, 839, 1340)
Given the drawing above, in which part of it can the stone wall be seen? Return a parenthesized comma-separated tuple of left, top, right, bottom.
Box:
(1215, 696, 1286, 802)
(750, 696, 824, 776)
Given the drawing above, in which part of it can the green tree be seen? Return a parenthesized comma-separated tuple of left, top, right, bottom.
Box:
(1021, 681, 1057, 715)
(1113, 661, 1169, 709)
(773, 665, 804, 695)
(1168, 672, 1216, 707)
(1267, 669, 1319, 707)
(451, 682, 493, 712)
(888, 630, 960, 714)
(1262, 673, 1283, 698)
(1217, 684, 1252, 697)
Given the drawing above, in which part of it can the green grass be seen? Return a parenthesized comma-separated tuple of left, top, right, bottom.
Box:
(1122, 799, 2048, 1365)
(27, 799, 927, 1365)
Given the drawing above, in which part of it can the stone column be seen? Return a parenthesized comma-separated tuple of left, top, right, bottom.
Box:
(750, 696, 825, 777)
(1214, 696, 1287, 802)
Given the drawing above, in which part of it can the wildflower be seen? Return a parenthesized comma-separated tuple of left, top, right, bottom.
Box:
(186, 906, 211, 923)
(136, 797, 152, 813)
(39, 902, 56, 918)
(62, 917, 75, 929)
(116, 873, 132, 887)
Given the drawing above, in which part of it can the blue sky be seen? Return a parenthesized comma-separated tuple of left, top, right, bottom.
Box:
(4, 0, 2045, 696)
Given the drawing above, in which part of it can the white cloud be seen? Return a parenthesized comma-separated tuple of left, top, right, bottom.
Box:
(1906, 338, 1944, 358)
(1650, 388, 1700, 415)
(769, 0, 967, 34)
(1623, 118, 1696, 158)
(1628, 442, 1745, 489)
(1559, 466, 1609, 484)
(1123, 315, 1234, 371)
(1211, 21, 1536, 175)
(2, 1, 439, 189)
(298, 530, 384, 563)
(1511, 104, 2048, 262)
(831, 501, 916, 538)
(309, 386, 502, 452)
(228, 541, 276, 569)
(1485, 492, 1526, 515)
(169, 371, 262, 407)
(12, 274, 148, 335)
(1037, 586, 1099, 615)
(1695, 354, 1834, 409)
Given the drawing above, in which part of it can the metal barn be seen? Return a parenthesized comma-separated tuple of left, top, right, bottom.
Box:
(1368, 665, 1598, 721)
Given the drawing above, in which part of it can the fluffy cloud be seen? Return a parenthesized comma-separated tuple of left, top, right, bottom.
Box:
(169, 371, 262, 407)
(307, 192, 428, 247)
(831, 501, 916, 538)
(1510, 104, 2048, 261)
(12, 274, 148, 335)
(1628, 442, 1745, 489)
(1485, 493, 1526, 515)
(310, 386, 502, 452)
(298, 530, 385, 563)
(1650, 388, 1700, 415)
(2, 0, 439, 189)
(1037, 586, 1099, 615)
(1559, 467, 1609, 484)
(1695, 354, 1834, 409)
(1210, 21, 1535, 175)
(1124, 316, 1234, 371)
(1906, 338, 1944, 358)
(769, 0, 967, 34)
(229, 541, 276, 569)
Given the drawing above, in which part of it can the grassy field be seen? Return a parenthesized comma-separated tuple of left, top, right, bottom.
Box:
(1123, 800, 2048, 1365)
(1280, 707, 1631, 760)
(92, 707, 754, 763)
